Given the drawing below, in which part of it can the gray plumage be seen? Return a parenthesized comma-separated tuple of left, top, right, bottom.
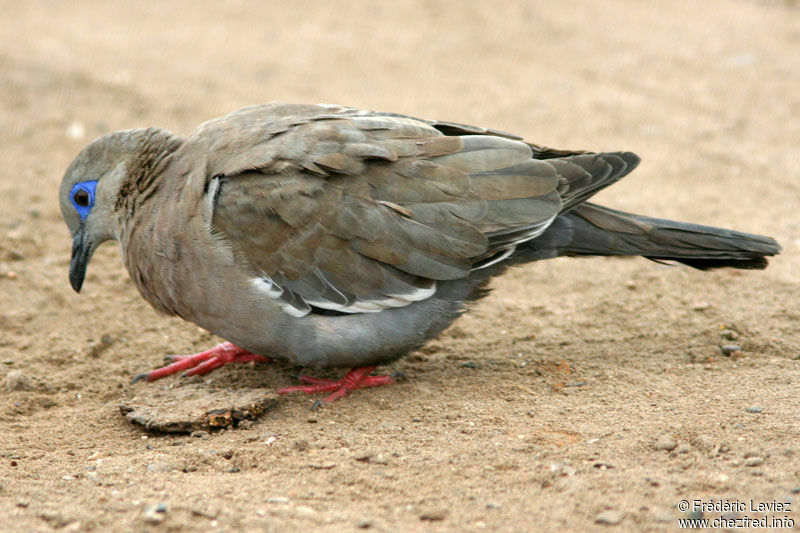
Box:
(59, 102, 781, 373)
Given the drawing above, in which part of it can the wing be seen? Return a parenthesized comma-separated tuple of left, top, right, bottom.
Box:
(194, 103, 631, 316)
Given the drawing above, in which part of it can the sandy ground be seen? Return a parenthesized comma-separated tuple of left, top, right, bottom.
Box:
(1, 1, 799, 531)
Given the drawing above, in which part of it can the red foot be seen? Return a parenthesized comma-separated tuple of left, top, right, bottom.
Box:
(131, 342, 271, 383)
(277, 366, 402, 407)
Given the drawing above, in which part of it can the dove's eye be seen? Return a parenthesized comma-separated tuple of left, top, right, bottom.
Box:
(73, 189, 90, 207)
(69, 180, 98, 218)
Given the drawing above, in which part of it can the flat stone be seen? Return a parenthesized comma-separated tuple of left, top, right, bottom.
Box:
(120, 383, 278, 433)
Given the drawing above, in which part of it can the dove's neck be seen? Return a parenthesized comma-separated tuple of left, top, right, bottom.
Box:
(112, 128, 183, 240)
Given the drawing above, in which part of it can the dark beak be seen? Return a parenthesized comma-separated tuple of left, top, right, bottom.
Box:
(69, 224, 91, 293)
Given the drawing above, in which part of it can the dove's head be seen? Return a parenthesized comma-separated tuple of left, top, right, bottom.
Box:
(60, 128, 179, 292)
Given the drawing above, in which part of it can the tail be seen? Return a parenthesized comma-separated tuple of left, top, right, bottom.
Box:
(519, 202, 781, 270)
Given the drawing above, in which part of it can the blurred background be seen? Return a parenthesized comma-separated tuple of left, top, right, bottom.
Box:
(3, 0, 798, 227)
(1, 1, 798, 531)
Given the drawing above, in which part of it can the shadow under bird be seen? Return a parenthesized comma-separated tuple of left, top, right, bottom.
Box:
(59, 103, 781, 407)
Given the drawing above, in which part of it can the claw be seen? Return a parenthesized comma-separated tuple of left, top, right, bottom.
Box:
(131, 342, 271, 383)
(277, 366, 401, 405)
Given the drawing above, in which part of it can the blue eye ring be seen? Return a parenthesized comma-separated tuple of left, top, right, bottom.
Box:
(70, 180, 98, 219)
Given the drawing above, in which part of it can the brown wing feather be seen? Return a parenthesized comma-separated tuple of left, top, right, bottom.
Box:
(196, 103, 630, 315)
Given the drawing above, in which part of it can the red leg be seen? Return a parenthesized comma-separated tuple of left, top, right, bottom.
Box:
(277, 366, 402, 407)
(131, 342, 271, 383)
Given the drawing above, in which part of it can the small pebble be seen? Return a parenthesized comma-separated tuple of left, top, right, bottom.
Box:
(595, 509, 624, 525)
(745, 406, 763, 413)
(61, 519, 80, 530)
(674, 443, 691, 454)
(720, 345, 741, 356)
(190, 507, 217, 519)
(419, 508, 448, 521)
(565, 381, 587, 388)
(295, 505, 316, 518)
(549, 462, 576, 477)
(371, 454, 388, 465)
(744, 457, 764, 467)
(66, 121, 86, 140)
(39, 511, 70, 528)
(353, 451, 374, 462)
(721, 330, 738, 340)
(653, 435, 677, 451)
(5, 370, 34, 391)
(143, 503, 167, 524)
(692, 302, 711, 311)
(308, 462, 336, 470)
(146, 462, 177, 473)
(267, 496, 289, 504)
(691, 435, 714, 452)
(356, 518, 372, 528)
(190, 430, 210, 439)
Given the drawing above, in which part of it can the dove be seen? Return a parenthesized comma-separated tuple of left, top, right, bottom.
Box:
(60, 102, 780, 406)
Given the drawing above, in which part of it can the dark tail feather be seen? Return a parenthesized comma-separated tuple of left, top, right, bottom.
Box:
(519, 202, 781, 270)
